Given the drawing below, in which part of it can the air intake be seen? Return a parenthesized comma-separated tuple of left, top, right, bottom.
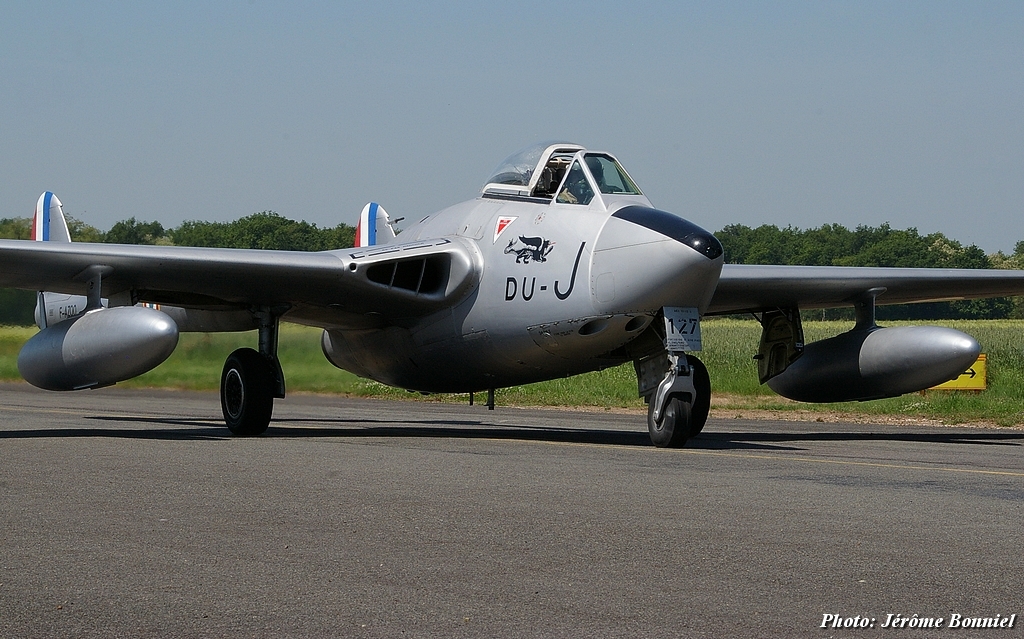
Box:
(365, 256, 448, 295)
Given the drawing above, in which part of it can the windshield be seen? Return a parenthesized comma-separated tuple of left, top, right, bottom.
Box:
(584, 154, 642, 195)
(556, 160, 595, 205)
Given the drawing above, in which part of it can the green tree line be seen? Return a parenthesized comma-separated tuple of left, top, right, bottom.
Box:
(0, 210, 356, 249)
(716, 223, 1021, 320)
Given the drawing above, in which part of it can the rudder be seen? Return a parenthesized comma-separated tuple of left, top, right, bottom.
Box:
(354, 202, 397, 248)
(32, 192, 72, 243)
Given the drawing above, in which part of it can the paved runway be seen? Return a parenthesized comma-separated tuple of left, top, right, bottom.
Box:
(1, 383, 1022, 638)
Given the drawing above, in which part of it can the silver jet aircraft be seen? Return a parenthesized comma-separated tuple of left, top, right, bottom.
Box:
(3, 142, 1024, 447)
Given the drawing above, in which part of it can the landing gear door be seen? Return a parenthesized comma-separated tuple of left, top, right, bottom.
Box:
(755, 309, 804, 384)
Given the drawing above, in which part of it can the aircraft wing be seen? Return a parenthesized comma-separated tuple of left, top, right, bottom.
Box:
(0, 238, 479, 323)
(707, 264, 1024, 315)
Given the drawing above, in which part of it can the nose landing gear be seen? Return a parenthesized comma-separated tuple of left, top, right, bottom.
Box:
(644, 353, 710, 447)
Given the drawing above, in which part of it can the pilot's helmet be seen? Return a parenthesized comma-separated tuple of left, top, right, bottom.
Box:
(537, 167, 553, 191)
(585, 156, 605, 185)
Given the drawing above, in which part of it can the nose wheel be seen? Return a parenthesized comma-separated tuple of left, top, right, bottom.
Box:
(646, 354, 711, 447)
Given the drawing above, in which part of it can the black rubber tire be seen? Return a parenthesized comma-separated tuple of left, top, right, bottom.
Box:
(220, 348, 274, 436)
(648, 394, 692, 448)
(687, 355, 711, 438)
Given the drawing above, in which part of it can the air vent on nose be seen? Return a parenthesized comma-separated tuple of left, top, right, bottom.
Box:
(578, 319, 608, 336)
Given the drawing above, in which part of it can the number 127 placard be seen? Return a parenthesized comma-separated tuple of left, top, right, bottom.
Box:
(663, 306, 702, 351)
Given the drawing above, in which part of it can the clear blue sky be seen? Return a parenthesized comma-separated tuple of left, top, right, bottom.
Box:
(2, 2, 1022, 252)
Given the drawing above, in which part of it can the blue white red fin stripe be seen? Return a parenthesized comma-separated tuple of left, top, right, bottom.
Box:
(367, 202, 378, 246)
(41, 191, 52, 241)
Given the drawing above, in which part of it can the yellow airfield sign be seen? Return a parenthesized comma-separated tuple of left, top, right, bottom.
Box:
(930, 354, 987, 391)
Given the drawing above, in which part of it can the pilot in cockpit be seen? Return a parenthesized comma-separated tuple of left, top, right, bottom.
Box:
(557, 160, 595, 205)
(585, 155, 607, 191)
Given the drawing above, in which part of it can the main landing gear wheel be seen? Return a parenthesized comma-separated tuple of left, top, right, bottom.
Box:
(647, 354, 712, 448)
(221, 348, 274, 436)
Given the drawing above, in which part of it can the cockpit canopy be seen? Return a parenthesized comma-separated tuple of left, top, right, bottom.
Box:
(482, 142, 643, 205)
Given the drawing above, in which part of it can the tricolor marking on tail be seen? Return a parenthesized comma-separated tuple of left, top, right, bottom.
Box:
(355, 202, 397, 248)
(32, 192, 71, 243)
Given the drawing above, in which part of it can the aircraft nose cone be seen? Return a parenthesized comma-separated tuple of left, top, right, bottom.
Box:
(591, 206, 724, 314)
(610, 206, 723, 260)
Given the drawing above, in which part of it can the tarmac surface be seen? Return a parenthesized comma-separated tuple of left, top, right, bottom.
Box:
(1, 382, 1022, 638)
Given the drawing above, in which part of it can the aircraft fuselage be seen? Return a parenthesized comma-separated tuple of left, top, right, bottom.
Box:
(322, 189, 724, 393)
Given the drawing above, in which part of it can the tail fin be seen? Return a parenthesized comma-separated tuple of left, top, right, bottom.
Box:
(354, 202, 397, 248)
(31, 193, 83, 329)
(32, 192, 72, 243)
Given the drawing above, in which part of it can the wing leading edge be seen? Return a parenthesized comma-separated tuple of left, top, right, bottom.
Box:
(707, 264, 1024, 315)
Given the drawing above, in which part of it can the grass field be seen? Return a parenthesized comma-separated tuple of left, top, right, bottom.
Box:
(2, 319, 1023, 425)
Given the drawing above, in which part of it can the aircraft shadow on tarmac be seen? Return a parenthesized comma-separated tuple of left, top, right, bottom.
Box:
(0, 414, 1021, 451)
(694, 429, 1024, 450)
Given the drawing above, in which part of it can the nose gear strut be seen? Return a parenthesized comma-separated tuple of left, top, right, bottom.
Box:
(634, 313, 712, 447)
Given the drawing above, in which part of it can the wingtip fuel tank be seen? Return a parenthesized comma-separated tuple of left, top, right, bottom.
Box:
(767, 326, 980, 403)
(18, 306, 179, 391)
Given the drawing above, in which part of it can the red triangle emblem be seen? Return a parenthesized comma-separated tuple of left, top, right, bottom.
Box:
(493, 216, 518, 243)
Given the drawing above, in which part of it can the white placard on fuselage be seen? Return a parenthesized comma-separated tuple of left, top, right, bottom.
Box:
(663, 306, 702, 351)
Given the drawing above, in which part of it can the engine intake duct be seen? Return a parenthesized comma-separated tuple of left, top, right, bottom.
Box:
(365, 255, 449, 295)
(767, 325, 980, 403)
